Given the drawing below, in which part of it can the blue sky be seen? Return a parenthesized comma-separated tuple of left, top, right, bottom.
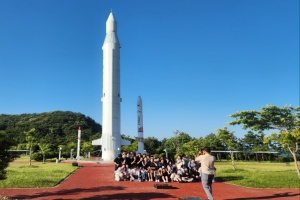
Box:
(0, 0, 299, 140)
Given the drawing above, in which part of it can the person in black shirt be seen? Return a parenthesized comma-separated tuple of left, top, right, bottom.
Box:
(114, 154, 124, 171)
(148, 158, 157, 181)
(190, 166, 200, 181)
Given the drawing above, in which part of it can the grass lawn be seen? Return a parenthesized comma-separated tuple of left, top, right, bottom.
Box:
(215, 161, 300, 188)
(1, 157, 299, 189)
(0, 156, 78, 188)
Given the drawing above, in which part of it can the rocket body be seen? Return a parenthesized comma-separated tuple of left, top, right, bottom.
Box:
(92, 12, 130, 161)
(136, 96, 145, 154)
(101, 12, 121, 161)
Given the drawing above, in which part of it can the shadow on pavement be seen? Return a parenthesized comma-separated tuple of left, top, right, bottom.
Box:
(215, 176, 244, 182)
(80, 192, 176, 200)
(12, 186, 125, 199)
(224, 192, 300, 200)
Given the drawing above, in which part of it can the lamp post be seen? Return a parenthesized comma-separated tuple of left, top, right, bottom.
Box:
(58, 147, 62, 161)
(173, 130, 180, 154)
(163, 149, 168, 159)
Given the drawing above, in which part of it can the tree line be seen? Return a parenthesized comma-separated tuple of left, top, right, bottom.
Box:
(0, 111, 101, 168)
(1, 105, 299, 179)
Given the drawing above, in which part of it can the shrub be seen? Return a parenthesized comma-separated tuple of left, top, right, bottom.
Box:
(32, 152, 43, 161)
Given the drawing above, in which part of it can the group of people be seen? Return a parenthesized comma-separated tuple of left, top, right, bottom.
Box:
(114, 147, 216, 200)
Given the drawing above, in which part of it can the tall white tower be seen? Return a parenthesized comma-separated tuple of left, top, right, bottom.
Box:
(92, 12, 130, 161)
(76, 127, 81, 160)
(136, 96, 145, 154)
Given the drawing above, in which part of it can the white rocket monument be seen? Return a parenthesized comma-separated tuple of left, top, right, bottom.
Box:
(136, 96, 145, 154)
(92, 12, 130, 161)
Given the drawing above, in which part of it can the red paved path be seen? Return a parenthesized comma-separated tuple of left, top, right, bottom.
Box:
(0, 162, 299, 200)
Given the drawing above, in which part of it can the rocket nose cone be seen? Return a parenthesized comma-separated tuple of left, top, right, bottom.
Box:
(137, 96, 142, 102)
(106, 12, 117, 33)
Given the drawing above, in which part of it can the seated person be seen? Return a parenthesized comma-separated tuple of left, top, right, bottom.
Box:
(140, 167, 148, 181)
(155, 168, 162, 182)
(115, 164, 126, 181)
(181, 165, 193, 182)
(122, 165, 131, 181)
(130, 165, 141, 181)
(148, 158, 157, 181)
(190, 166, 200, 181)
(161, 166, 170, 182)
(188, 158, 197, 172)
(170, 167, 182, 182)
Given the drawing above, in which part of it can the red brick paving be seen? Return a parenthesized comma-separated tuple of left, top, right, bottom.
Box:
(0, 162, 299, 200)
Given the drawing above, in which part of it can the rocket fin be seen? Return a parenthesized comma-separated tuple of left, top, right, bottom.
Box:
(92, 138, 102, 146)
(121, 138, 131, 146)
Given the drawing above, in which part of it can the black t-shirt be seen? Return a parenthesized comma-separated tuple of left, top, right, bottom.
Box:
(142, 160, 149, 169)
(114, 157, 123, 167)
(149, 161, 157, 170)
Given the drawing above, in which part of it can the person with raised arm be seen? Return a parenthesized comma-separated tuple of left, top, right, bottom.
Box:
(195, 147, 216, 200)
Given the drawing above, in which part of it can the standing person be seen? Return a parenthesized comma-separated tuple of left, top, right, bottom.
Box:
(195, 147, 216, 200)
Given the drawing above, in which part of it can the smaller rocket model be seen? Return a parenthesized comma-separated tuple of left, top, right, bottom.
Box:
(136, 96, 145, 154)
(76, 127, 81, 160)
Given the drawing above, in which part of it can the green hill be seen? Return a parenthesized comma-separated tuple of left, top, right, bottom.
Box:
(0, 111, 102, 158)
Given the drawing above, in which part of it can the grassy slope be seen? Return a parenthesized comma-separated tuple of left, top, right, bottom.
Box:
(215, 161, 299, 188)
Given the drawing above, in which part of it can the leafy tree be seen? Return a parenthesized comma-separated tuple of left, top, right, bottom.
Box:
(265, 129, 300, 178)
(24, 128, 37, 166)
(144, 137, 161, 155)
(162, 138, 176, 158)
(38, 143, 51, 163)
(229, 105, 299, 131)
(167, 130, 193, 155)
(229, 105, 300, 178)
(82, 141, 94, 158)
(0, 130, 18, 180)
(216, 127, 237, 169)
(240, 131, 269, 161)
(179, 139, 201, 157)
(241, 131, 263, 152)
(122, 140, 138, 153)
(203, 133, 223, 150)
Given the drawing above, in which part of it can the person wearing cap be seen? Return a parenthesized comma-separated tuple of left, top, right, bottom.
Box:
(195, 147, 216, 200)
